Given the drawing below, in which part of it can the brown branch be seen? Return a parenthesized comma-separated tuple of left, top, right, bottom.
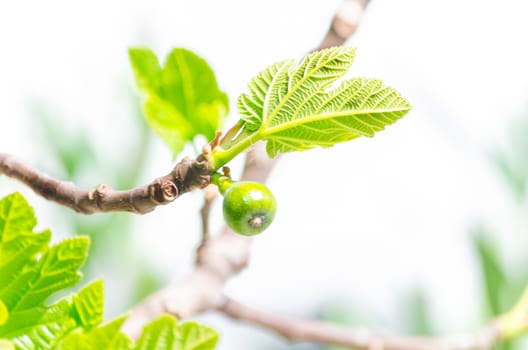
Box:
(199, 185, 218, 243)
(121, 143, 275, 337)
(220, 297, 501, 350)
(317, 0, 371, 50)
(0, 153, 211, 214)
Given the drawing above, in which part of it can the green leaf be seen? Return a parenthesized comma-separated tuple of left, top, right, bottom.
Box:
(129, 48, 229, 158)
(58, 315, 133, 350)
(213, 47, 411, 167)
(129, 49, 162, 92)
(0, 229, 51, 292)
(473, 231, 508, 316)
(402, 289, 433, 336)
(0, 192, 37, 242)
(135, 315, 178, 350)
(0, 193, 89, 348)
(11, 237, 89, 311)
(491, 116, 528, 201)
(135, 316, 219, 350)
(5, 300, 78, 349)
(0, 192, 218, 349)
(142, 93, 195, 156)
(177, 321, 218, 350)
(72, 280, 104, 329)
(0, 193, 51, 299)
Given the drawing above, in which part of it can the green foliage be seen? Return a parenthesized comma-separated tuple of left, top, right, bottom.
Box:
(401, 289, 433, 336)
(30, 107, 96, 180)
(0, 192, 218, 350)
(59, 316, 219, 350)
(31, 98, 163, 307)
(212, 47, 411, 168)
(135, 317, 218, 350)
(492, 115, 528, 202)
(474, 232, 509, 317)
(58, 315, 132, 350)
(472, 230, 516, 350)
(129, 48, 229, 158)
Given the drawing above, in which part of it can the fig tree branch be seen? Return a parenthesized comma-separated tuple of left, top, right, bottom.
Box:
(120, 143, 274, 337)
(219, 297, 502, 350)
(319, 0, 370, 50)
(199, 184, 218, 244)
(0, 153, 211, 214)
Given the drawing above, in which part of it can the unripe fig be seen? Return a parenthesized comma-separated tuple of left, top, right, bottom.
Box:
(218, 179, 276, 236)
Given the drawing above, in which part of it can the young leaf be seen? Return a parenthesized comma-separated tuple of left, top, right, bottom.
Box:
(128, 49, 162, 92)
(135, 315, 178, 350)
(10, 236, 89, 311)
(0, 193, 52, 306)
(5, 300, 79, 349)
(129, 48, 229, 158)
(72, 280, 104, 329)
(0, 192, 219, 349)
(0, 192, 37, 242)
(212, 47, 411, 168)
(136, 316, 219, 350)
(58, 315, 133, 350)
(473, 232, 509, 316)
(0, 193, 89, 348)
(178, 321, 219, 350)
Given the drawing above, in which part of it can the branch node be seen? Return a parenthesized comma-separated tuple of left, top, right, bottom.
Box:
(161, 182, 179, 201)
(149, 179, 178, 204)
(87, 184, 111, 212)
(88, 184, 110, 200)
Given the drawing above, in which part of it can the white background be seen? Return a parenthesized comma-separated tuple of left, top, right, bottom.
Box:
(1, 0, 528, 348)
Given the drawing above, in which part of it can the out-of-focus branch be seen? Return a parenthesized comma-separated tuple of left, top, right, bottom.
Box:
(0, 153, 210, 214)
(318, 0, 370, 50)
(199, 184, 218, 243)
(220, 297, 502, 350)
(121, 143, 275, 337)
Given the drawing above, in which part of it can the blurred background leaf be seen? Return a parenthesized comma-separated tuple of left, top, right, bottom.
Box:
(129, 48, 229, 159)
(27, 88, 164, 315)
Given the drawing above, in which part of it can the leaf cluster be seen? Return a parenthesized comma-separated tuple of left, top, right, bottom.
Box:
(0, 193, 218, 350)
(128, 47, 410, 170)
(211, 47, 411, 168)
(129, 48, 229, 159)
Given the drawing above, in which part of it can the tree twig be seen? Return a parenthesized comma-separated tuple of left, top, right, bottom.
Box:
(219, 297, 501, 350)
(121, 143, 275, 337)
(199, 185, 218, 243)
(0, 153, 210, 214)
(318, 0, 371, 50)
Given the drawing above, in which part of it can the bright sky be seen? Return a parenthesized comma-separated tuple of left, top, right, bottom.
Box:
(1, 0, 528, 348)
